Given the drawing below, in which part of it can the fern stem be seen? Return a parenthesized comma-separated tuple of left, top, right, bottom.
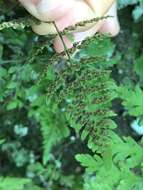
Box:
(53, 22, 72, 65)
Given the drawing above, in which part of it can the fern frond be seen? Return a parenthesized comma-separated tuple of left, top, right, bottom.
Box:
(76, 134, 143, 190)
(29, 94, 69, 165)
(0, 19, 30, 30)
(60, 16, 112, 35)
(118, 85, 143, 117)
(44, 34, 118, 156)
(0, 16, 110, 36)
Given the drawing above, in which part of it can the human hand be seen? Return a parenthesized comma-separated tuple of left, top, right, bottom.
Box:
(19, 0, 120, 53)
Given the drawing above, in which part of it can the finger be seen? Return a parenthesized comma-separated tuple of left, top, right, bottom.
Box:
(32, 0, 116, 35)
(85, 0, 115, 16)
(32, 22, 56, 35)
(36, 0, 75, 21)
(55, 1, 95, 31)
(53, 36, 74, 53)
(19, 0, 75, 22)
(99, 2, 120, 36)
(53, 2, 119, 53)
(19, 0, 40, 19)
(32, 0, 96, 35)
(53, 21, 103, 53)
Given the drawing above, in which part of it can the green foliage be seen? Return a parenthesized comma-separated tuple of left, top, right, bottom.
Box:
(0, 1, 143, 190)
(30, 96, 70, 165)
(118, 0, 143, 21)
(76, 135, 143, 190)
(118, 85, 143, 117)
(134, 55, 143, 80)
(45, 35, 118, 156)
(0, 177, 31, 190)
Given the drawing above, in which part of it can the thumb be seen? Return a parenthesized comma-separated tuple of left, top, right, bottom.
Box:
(19, 0, 75, 22)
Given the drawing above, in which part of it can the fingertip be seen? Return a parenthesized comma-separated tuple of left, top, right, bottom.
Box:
(32, 22, 56, 35)
(99, 1, 120, 37)
(99, 17, 120, 37)
(53, 36, 73, 53)
(85, 0, 115, 16)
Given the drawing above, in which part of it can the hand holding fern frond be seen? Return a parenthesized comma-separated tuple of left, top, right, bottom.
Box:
(19, 0, 120, 52)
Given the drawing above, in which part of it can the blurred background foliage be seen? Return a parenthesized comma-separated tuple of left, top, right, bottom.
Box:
(0, 0, 143, 190)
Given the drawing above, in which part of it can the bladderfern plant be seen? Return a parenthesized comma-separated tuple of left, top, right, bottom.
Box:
(44, 33, 117, 155)
(0, 2, 143, 189)
(42, 26, 143, 189)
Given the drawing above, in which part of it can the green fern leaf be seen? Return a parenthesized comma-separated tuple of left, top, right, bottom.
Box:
(0, 177, 30, 190)
(118, 85, 143, 116)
